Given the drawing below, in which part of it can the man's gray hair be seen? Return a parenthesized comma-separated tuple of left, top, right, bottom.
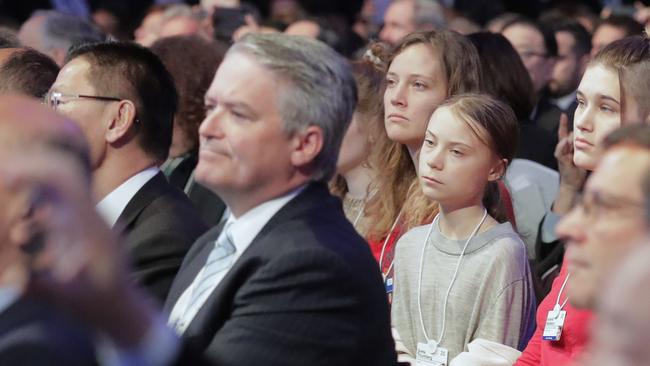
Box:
(36, 11, 105, 53)
(162, 4, 207, 22)
(413, 0, 447, 30)
(229, 33, 357, 183)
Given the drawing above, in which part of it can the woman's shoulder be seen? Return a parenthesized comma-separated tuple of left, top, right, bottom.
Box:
(395, 224, 431, 252)
(482, 222, 527, 254)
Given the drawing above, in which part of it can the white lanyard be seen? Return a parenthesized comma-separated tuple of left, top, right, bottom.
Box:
(352, 202, 365, 226)
(379, 209, 403, 278)
(417, 209, 488, 345)
(554, 273, 571, 313)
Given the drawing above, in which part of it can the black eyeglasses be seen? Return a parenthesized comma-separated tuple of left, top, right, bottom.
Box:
(44, 91, 123, 111)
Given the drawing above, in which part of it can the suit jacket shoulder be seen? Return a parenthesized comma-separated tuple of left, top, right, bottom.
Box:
(117, 172, 208, 304)
(0, 296, 96, 365)
(166, 183, 397, 366)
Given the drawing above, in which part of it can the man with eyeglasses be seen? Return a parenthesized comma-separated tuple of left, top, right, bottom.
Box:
(514, 124, 650, 366)
(502, 18, 563, 136)
(557, 124, 650, 310)
(46, 41, 207, 304)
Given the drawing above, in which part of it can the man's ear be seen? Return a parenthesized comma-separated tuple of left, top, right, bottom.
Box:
(289, 125, 324, 168)
(105, 100, 137, 144)
(488, 158, 508, 182)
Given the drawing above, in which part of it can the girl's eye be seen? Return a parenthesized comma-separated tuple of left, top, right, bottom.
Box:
(599, 105, 616, 113)
(231, 110, 247, 119)
(413, 81, 426, 89)
(386, 78, 397, 87)
(576, 99, 585, 108)
(423, 138, 434, 146)
(451, 149, 463, 157)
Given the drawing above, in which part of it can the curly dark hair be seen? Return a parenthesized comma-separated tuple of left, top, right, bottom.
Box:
(150, 35, 226, 156)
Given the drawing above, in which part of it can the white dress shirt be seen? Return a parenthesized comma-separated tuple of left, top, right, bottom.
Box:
(168, 185, 304, 333)
(0, 285, 20, 315)
(95, 167, 159, 227)
(552, 91, 577, 112)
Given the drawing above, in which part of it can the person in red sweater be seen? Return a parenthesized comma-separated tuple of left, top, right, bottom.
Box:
(514, 259, 592, 366)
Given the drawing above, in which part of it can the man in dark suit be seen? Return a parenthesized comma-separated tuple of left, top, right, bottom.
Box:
(162, 33, 395, 366)
(47, 41, 207, 303)
(23, 33, 397, 366)
(0, 95, 96, 366)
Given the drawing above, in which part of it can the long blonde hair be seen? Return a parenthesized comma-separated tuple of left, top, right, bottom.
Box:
(365, 30, 482, 241)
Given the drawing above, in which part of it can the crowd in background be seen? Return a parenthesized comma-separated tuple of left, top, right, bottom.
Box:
(0, 0, 650, 365)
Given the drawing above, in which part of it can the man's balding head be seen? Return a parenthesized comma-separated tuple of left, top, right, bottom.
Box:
(0, 48, 59, 99)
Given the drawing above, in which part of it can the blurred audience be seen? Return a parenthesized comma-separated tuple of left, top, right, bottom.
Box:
(0, 48, 59, 98)
(0, 95, 96, 366)
(18, 10, 105, 65)
(379, 0, 446, 45)
(590, 15, 644, 57)
(502, 18, 562, 137)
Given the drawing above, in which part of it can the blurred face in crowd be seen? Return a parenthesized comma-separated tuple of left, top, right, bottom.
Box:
(337, 112, 371, 175)
(134, 10, 164, 46)
(285, 20, 320, 39)
(573, 64, 621, 170)
(502, 23, 555, 94)
(591, 24, 626, 57)
(49, 57, 116, 170)
(550, 31, 588, 98)
(197, 51, 298, 215)
(379, 0, 416, 45)
(557, 145, 650, 309)
(17, 14, 46, 52)
(587, 244, 650, 366)
(159, 16, 201, 38)
(419, 106, 504, 209)
(384, 43, 448, 156)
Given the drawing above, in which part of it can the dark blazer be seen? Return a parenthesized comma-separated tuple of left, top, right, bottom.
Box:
(165, 182, 397, 366)
(0, 295, 95, 365)
(116, 172, 208, 304)
(517, 118, 558, 170)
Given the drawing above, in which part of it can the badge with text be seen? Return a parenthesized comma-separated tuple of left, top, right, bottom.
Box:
(416, 341, 448, 366)
(543, 305, 567, 341)
(385, 276, 394, 294)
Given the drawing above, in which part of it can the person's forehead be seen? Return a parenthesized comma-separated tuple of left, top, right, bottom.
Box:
(209, 51, 282, 105)
(54, 57, 95, 89)
(589, 146, 650, 196)
(556, 31, 577, 51)
(386, 0, 414, 19)
(0, 48, 19, 65)
(504, 24, 545, 50)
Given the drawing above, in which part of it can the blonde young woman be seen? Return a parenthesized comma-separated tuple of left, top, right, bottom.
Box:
(364, 30, 482, 297)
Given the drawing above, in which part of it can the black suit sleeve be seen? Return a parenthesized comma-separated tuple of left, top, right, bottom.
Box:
(129, 228, 199, 304)
(202, 248, 364, 366)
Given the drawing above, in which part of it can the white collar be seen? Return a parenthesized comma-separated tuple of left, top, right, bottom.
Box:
(224, 185, 305, 259)
(552, 91, 577, 112)
(0, 285, 20, 315)
(96, 167, 159, 227)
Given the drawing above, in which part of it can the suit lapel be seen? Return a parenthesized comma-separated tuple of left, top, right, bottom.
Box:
(113, 172, 166, 237)
(182, 183, 332, 340)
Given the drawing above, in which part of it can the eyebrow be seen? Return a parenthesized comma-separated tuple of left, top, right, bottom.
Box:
(387, 71, 435, 80)
(425, 130, 473, 148)
(576, 90, 620, 105)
